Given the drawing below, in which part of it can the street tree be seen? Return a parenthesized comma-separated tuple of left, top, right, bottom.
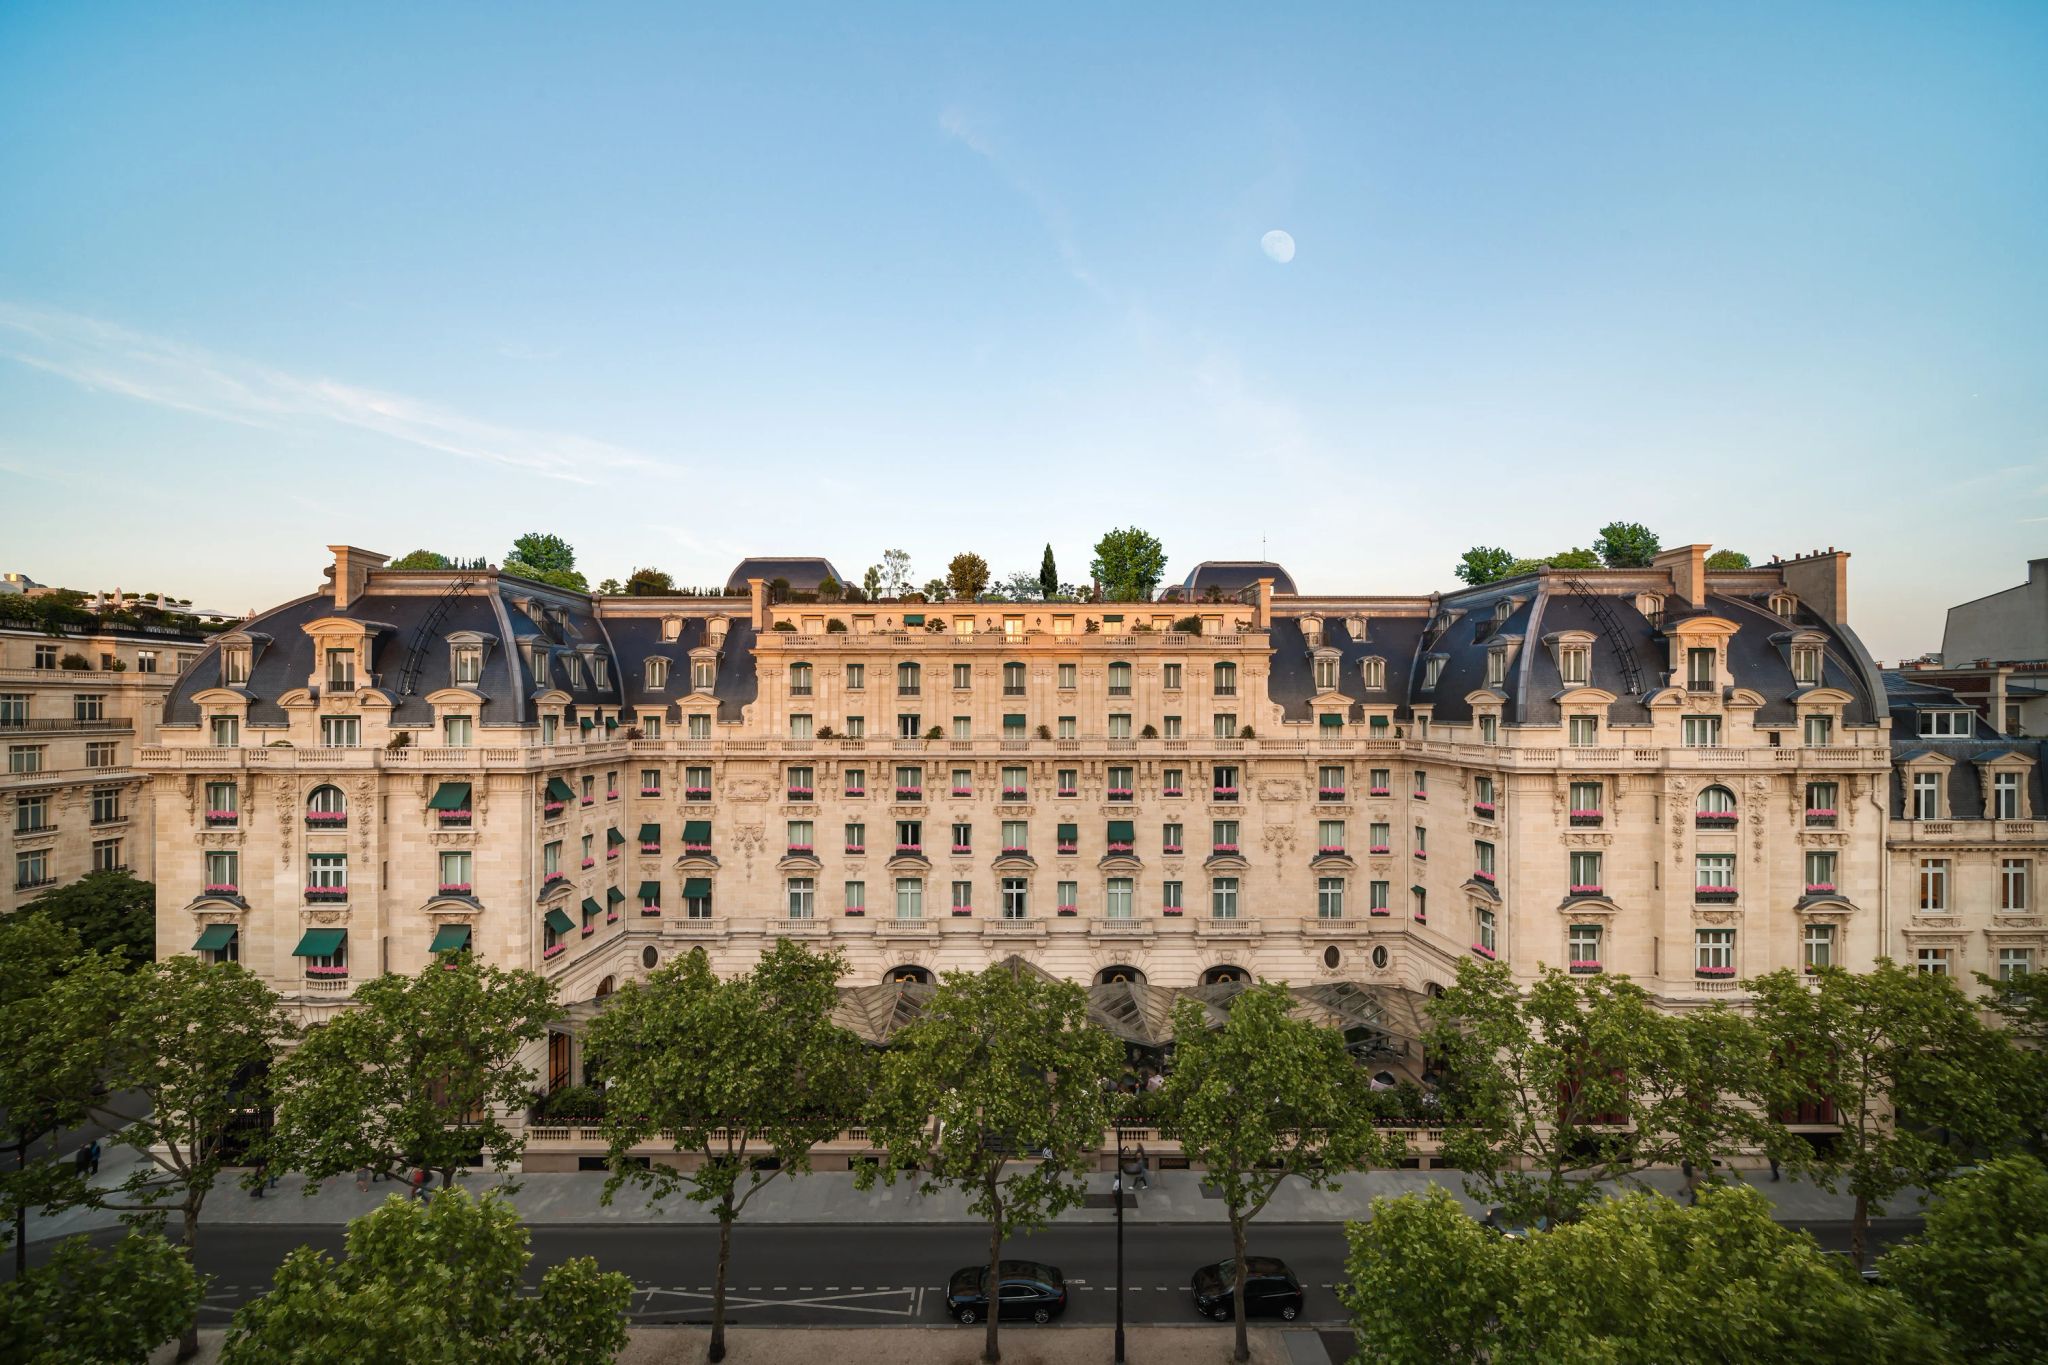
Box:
(587, 941, 870, 1363)
(1979, 969, 2048, 1149)
(1165, 982, 1400, 1362)
(880, 548, 913, 598)
(387, 549, 450, 570)
(1338, 1185, 1516, 1364)
(50, 956, 289, 1359)
(1881, 1154, 2048, 1364)
(0, 1231, 202, 1365)
(1038, 544, 1058, 599)
(21, 868, 157, 971)
(1593, 521, 1661, 568)
(1705, 549, 1752, 569)
(0, 916, 107, 1276)
(947, 552, 992, 600)
(1750, 962, 2019, 1267)
(1089, 527, 1167, 601)
(269, 957, 557, 1192)
(503, 531, 588, 591)
(221, 1188, 630, 1365)
(1455, 547, 1516, 586)
(624, 566, 675, 595)
(857, 962, 1118, 1364)
(1425, 960, 1776, 1226)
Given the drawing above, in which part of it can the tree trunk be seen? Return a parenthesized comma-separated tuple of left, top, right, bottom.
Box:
(1850, 1191, 1869, 1270)
(710, 1203, 734, 1363)
(983, 1183, 1004, 1364)
(13, 1136, 25, 1279)
(177, 1204, 201, 1361)
(1231, 1212, 1250, 1364)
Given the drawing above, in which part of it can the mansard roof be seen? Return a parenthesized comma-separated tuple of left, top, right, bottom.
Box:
(724, 557, 845, 595)
(1182, 560, 1298, 599)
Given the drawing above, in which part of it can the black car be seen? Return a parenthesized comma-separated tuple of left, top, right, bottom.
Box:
(945, 1260, 1068, 1325)
(1191, 1257, 1305, 1321)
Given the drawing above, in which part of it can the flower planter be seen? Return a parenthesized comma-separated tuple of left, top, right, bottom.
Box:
(1001, 848, 1029, 857)
(1805, 884, 1837, 895)
(1472, 803, 1496, 817)
(1368, 908, 1390, 917)
(1057, 845, 1077, 856)
(1002, 790, 1026, 800)
(606, 792, 619, 802)
(580, 925, 595, 937)
(641, 844, 661, 854)
(606, 850, 619, 861)
(787, 789, 813, 801)
(438, 812, 472, 826)
(1319, 789, 1346, 800)
(1213, 845, 1239, 855)
(1162, 846, 1183, 856)
(1695, 813, 1737, 827)
(844, 907, 864, 916)
(543, 803, 565, 818)
(1695, 966, 1737, 979)
(1569, 812, 1603, 826)
(1107, 844, 1134, 854)
(580, 859, 595, 869)
(305, 815, 348, 828)
(581, 799, 594, 807)
(896, 789, 923, 800)
(1162, 908, 1183, 916)
(1212, 789, 1239, 800)
(1057, 908, 1078, 917)
(542, 873, 567, 888)
(1569, 885, 1603, 896)
(641, 904, 661, 915)
(843, 846, 865, 856)
(543, 944, 565, 960)
(1108, 789, 1133, 800)
(1161, 788, 1183, 797)
(950, 908, 972, 917)
(685, 844, 711, 855)
(1694, 888, 1738, 903)
(1414, 791, 1428, 801)
(1412, 913, 1427, 924)
(1805, 811, 1837, 827)
(1369, 846, 1391, 855)
(640, 788, 661, 797)
(306, 965, 349, 977)
(205, 812, 238, 826)
(606, 912, 618, 923)
(305, 888, 348, 902)
(1368, 787, 1391, 797)
(950, 846, 972, 855)
(1569, 961, 1602, 974)
(438, 883, 472, 895)
(1317, 847, 1346, 857)
(1472, 870, 1495, 883)
(844, 789, 866, 799)
(203, 884, 239, 895)
(1471, 944, 1497, 960)
(1413, 850, 1428, 860)
(895, 845, 922, 856)
(686, 788, 711, 800)
(787, 846, 814, 856)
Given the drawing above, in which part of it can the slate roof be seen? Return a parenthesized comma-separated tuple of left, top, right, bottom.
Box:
(724, 557, 845, 595)
(1181, 561, 1298, 599)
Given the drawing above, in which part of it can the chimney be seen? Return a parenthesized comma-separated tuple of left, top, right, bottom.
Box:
(1779, 549, 1850, 625)
(328, 545, 389, 610)
(1652, 544, 1710, 610)
(1254, 577, 1275, 629)
(748, 577, 768, 630)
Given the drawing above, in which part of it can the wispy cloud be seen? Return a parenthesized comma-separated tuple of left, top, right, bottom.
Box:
(0, 303, 656, 485)
(938, 106, 1101, 296)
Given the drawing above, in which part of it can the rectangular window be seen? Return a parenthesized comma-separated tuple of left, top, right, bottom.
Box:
(1161, 821, 1183, 852)
(1319, 766, 1345, 798)
(204, 849, 238, 891)
(1163, 663, 1183, 690)
(1918, 859, 1949, 912)
(1003, 713, 1026, 739)
(1912, 772, 1940, 819)
(1369, 714, 1390, 737)
(1917, 709, 1973, 737)
(787, 819, 814, 853)
(1054, 879, 1079, 913)
(1916, 947, 1951, 976)
(1569, 923, 1603, 971)
(894, 877, 923, 919)
(959, 768, 980, 797)
(1695, 928, 1736, 975)
(1560, 646, 1589, 685)
(1213, 820, 1240, 853)
(686, 765, 713, 798)
(1803, 715, 1833, 746)
(1999, 947, 2033, 981)
(442, 714, 472, 748)
(1480, 715, 1498, 744)
(72, 694, 105, 722)
(1002, 877, 1029, 917)
(204, 781, 237, 819)
(951, 715, 971, 741)
(1681, 716, 1722, 748)
(543, 841, 561, 875)
(1414, 825, 1427, 856)
(1212, 713, 1237, 739)
(91, 787, 120, 824)
(210, 716, 239, 747)
(1792, 645, 1820, 686)
(787, 877, 815, 919)
(1211, 876, 1239, 919)
(896, 713, 921, 739)
(0, 694, 23, 724)
(1803, 923, 1835, 971)
(1686, 647, 1716, 690)
(308, 852, 348, 891)
(1105, 877, 1132, 919)
(844, 821, 866, 852)
(1106, 662, 1132, 697)
(950, 663, 971, 691)
(1161, 880, 1182, 914)
(1475, 840, 1495, 877)
(1318, 819, 1345, 854)
(1057, 767, 1078, 796)
(789, 662, 814, 696)
(1107, 713, 1131, 739)
(790, 713, 814, 740)
(1056, 663, 1077, 689)
(1994, 772, 2023, 820)
(1001, 819, 1027, 852)
(693, 660, 716, 691)
(1696, 853, 1736, 893)
(15, 849, 50, 889)
(1570, 850, 1603, 892)
(15, 794, 49, 831)
(1475, 906, 1497, 955)
(896, 765, 923, 796)
(1048, 715, 1070, 740)
(1108, 766, 1134, 799)
(1213, 662, 1237, 697)
(1804, 850, 1838, 893)
(896, 819, 922, 852)
(1370, 821, 1390, 851)
(92, 838, 121, 871)
(1213, 765, 1239, 797)
(845, 880, 865, 914)
(951, 879, 975, 913)
(950, 821, 972, 854)
(439, 850, 473, 890)
(1003, 661, 1026, 694)
(642, 714, 663, 739)
(1567, 715, 1597, 746)
(1317, 876, 1344, 919)
(133, 650, 157, 674)
(2002, 859, 2030, 911)
(85, 740, 115, 767)
(1162, 715, 1182, 739)
(1485, 651, 1505, 688)
(319, 716, 360, 748)
(1368, 880, 1389, 913)
(844, 662, 865, 691)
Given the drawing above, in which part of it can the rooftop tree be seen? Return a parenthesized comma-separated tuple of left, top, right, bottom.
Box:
(862, 565, 883, 601)
(1455, 547, 1516, 586)
(625, 566, 675, 595)
(504, 531, 589, 591)
(1165, 981, 1400, 1362)
(588, 941, 870, 1364)
(1038, 544, 1058, 599)
(268, 957, 558, 1193)
(387, 549, 450, 570)
(1593, 521, 1661, 568)
(881, 549, 913, 598)
(947, 553, 992, 601)
(1705, 549, 1752, 570)
(1090, 527, 1167, 601)
(858, 962, 1117, 1364)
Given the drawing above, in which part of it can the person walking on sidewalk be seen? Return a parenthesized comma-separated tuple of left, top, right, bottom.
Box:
(87, 1140, 101, 1176)
(408, 1166, 429, 1201)
(73, 1145, 91, 1181)
(355, 1166, 372, 1193)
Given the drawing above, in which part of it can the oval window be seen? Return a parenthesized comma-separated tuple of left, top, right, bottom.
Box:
(1323, 946, 1342, 970)
(641, 946, 659, 970)
(1371, 945, 1389, 970)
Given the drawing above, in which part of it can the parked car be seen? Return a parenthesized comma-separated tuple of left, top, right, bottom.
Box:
(1190, 1257, 1304, 1321)
(945, 1260, 1068, 1325)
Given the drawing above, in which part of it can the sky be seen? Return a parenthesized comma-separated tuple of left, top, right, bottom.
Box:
(1, 2, 2044, 662)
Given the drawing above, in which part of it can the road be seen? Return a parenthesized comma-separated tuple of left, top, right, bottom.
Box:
(59, 1217, 1922, 1330)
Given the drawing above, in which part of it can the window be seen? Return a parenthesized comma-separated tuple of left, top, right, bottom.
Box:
(1162, 880, 1182, 914)
(1213, 765, 1239, 797)
(1569, 781, 1603, 819)
(308, 852, 348, 893)
(541, 714, 559, 745)
(896, 713, 921, 739)
(85, 741, 116, 768)
(1318, 819, 1345, 854)
(1107, 713, 1131, 739)
(954, 880, 976, 914)
(1479, 715, 1498, 745)
(845, 880, 865, 915)
(1213, 820, 1240, 853)
(1791, 644, 1821, 686)
(1211, 876, 1239, 919)
(1001, 820, 1027, 852)
(223, 648, 250, 685)
(1004, 617, 1023, 638)
(1567, 923, 1602, 971)
(951, 716, 971, 741)
(1369, 821, 1390, 851)
(71, 693, 105, 723)
(15, 795, 48, 831)
(1695, 928, 1736, 976)
(1994, 772, 2023, 820)
(1314, 656, 1339, 691)
(1475, 840, 1495, 878)
(953, 663, 972, 690)
(845, 663, 865, 690)
(1057, 663, 1077, 690)
(957, 768, 979, 797)
(91, 787, 120, 824)
(1918, 709, 1973, 737)
(1422, 657, 1444, 690)
(1804, 850, 1837, 893)
(787, 819, 814, 853)
(1414, 825, 1428, 856)
(1911, 773, 1941, 820)
(1369, 881, 1389, 913)
(581, 775, 596, 804)
(204, 849, 239, 892)
(642, 713, 663, 739)
(1559, 645, 1590, 686)
(1696, 785, 1736, 817)
(1567, 715, 1598, 747)
(839, 714, 861, 739)
(0, 694, 22, 724)
(1916, 947, 1951, 976)
(953, 617, 974, 636)
(1212, 662, 1236, 696)
(687, 765, 713, 798)
(564, 655, 585, 690)
(1686, 647, 1717, 691)
(321, 716, 360, 748)
(439, 714, 472, 748)
(307, 784, 347, 821)
(1570, 850, 1603, 892)
(210, 716, 239, 747)
(1696, 853, 1736, 894)
(950, 821, 972, 854)
(15, 850, 49, 890)
(449, 644, 482, 685)
(1212, 713, 1237, 738)
(1003, 877, 1030, 917)
(844, 821, 866, 852)
(1369, 768, 1390, 794)
(92, 838, 122, 872)
(1317, 877, 1344, 919)
(1163, 663, 1183, 690)
(693, 659, 716, 691)
(1361, 657, 1385, 690)
(1485, 650, 1506, 688)
(6, 744, 41, 775)
(1803, 715, 1833, 746)
(1105, 877, 1132, 920)
(1100, 661, 1130, 697)
(1805, 781, 1838, 820)
(1803, 923, 1835, 971)
(1057, 879, 1079, 912)
(591, 654, 610, 689)
(1918, 858, 1949, 912)
(896, 819, 923, 851)
(1108, 765, 1134, 799)
(543, 841, 562, 876)
(1414, 887, 1427, 921)
(786, 877, 814, 919)
(898, 662, 921, 695)
(788, 713, 813, 740)
(1475, 907, 1497, 955)
(1058, 767, 1078, 796)
(1999, 947, 2033, 981)
(1003, 661, 1026, 695)
(1162, 821, 1183, 852)
(2002, 859, 2030, 912)
(1680, 716, 1721, 747)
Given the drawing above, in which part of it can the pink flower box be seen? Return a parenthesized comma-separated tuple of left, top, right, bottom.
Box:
(1369, 845, 1391, 854)
(844, 845, 865, 855)
(1162, 907, 1183, 916)
(543, 802, 565, 818)
(606, 790, 619, 801)
(580, 924, 595, 937)
(1695, 812, 1738, 826)
(438, 883, 471, 895)
(606, 849, 619, 861)
(787, 788, 814, 800)
(1471, 943, 1497, 960)
(896, 788, 923, 799)
(787, 844, 814, 855)
(843, 906, 865, 916)
(1473, 870, 1495, 883)
(640, 787, 662, 796)
(954, 787, 975, 797)
(1695, 965, 1737, 978)
(306, 811, 348, 825)
(305, 886, 348, 900)
(1570, 884, 1603, 895)
(1473, 802, 1496, 817)
(1213, 787, 1239, 800)
(896, 844, 922, 855)
(438, 810, 471, 825)
(204, 883, 239, 895)
(306, 964, 349, 977)
(1001, 788, 1025, 800)
(1057, 907, 1078, 917)
(1806, 809, 1838, 818)
(1414, 849, 1428, 860)
(1413, 912, 1428, 924)
(1213, 843, 1239, 854)
(641, 903, 660, 915)
(1107, 842, 1134, 854)
(1695, 884, 1735, 894)
(844, 787, 866, 798)
(543, 944, 565, 959)
(606, 912, 618, 923)
(1057, 843, 1077, 855)
(950, 907, 972, 916)
(580, 858, 595, 869)
(543, 872, 567, 887)
(1002, 846, 1028, 856)
(1805, 883, 1837, 894)
(1414, 790, 1428, 801)
(1108, 788, 1134, 799)
(1162, 845, 1183, 855)
(1059, 789, 1079, 799)
(1319, 788, 1346, 799)
(685, 843, 711, 855)
(1569, 960, 1602, 974)
(205, 810, 238, 824)
(1161, 787, 1183, 797)
(1369, 787, 1391, 796)
(1318, 846, 1346, 857)
(641, 842, 660, 853)
(580, 798, 594, 807)
(686, 787, 712, 799)
(1369, 908, 1390, 917)
(950, 845, 971, 855)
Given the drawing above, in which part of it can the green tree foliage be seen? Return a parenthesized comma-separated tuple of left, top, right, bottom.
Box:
(1039, 544, 1058, 599)
(1089, 527, 1168, 601)
(588, 942, 870, 1363)
(1512, 547, 1601, 574)
(623, 567, 674, 595)
(857, 963, 1117, 1363)
(1882, 1155, 2048, 1364)
(0, 1231, 202, 1365)
(1164, 982, 1399, 1361)
(48, 957, 289, 1358)
(21, 869, 157, 971)
(1593, 521, 1662, 568)
(947, 553, 992, 601)
(387, 549, 450, 570)
(1344, 1183, 1946, 1364)
(1455, 547, 1517, 586)
(0, 916, 107, 1275)
(880, 549, 913, 598)
(503, 532, 588, 592)
(1982, 969, 2048, 1148)
(920, 577, 949, 601)
(861, 565, 883, 600)
(998, 569, 1042, 601)
(1425, 960, 1776, 1226)
(1705, 549, 1752, 570)
(269, 958, 556, 1192)
(221, 1188, 630, 1365)
(1751, 962, 2019, 1267)
(595, 578, 621, 595)
(818, 575, 843, 601)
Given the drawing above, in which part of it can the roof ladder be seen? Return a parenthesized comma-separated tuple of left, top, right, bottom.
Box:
(397, 577, 472, 697)
(1561, 576, 1646, 697)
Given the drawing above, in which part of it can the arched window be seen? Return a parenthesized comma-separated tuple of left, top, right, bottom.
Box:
(595, 975, 616, 998)
(1696, 785, 1737, 815)
(307, 785, 347, 821)
(1201, 965, 1248, 986)
(1096, 965, 1145, 985)
(887, 965, 932, 985)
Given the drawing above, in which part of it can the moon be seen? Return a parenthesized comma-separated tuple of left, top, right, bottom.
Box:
(1260, 229, 1296, 264)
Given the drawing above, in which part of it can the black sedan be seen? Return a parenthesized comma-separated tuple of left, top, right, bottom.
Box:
(945, 1260, 1069, 1325)
(1191, 1257, 1305, 1321)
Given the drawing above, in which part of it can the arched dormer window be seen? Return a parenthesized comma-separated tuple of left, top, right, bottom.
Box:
(1695, 785, 1737, 826)
(1636, 593, 1665, 622)
(1361, 657, 1386, 690)
(661, 616, 683, 642)
(1313, 653, 1340, 692)
(645, 656, 670, 690)
(307, 784, 348, 825)
(1770, 592, 1798, 620)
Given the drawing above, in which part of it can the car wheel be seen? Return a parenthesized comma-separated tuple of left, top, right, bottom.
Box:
(1032, 1307, 1051, 1324)
(1281, 1304, 1298, 1321)
(957, 1307, 978, 1325)
(1211, 1305, 1231, 1321)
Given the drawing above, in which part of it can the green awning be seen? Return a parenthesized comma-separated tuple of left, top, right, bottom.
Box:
(1004, 713, 1026, 728)
(607, 887, 624, 905)
(428, 782, 472, 810)
(902, 613, 925, 625)
(1058, 823, 1077, 841)
(579, 717, 595, 731)
(1320, 713, 1344, 728)
(683, 877, 712, 898)
(1101, 614, 1124, 622)
(428, 924, 472, 953)
(607, 827, 625, 846)
(581, 897, 602, 918)
(683, 820, 711, 843)
(638, 823, 662, 843)
(638, 881, 662, 903)
(604, 716, 618, 731)
(193, 924, 237, 952)
(545, 777, 575, 801)
(544, 908, 575, 934)
(1108, 821, 1135, 843)
(292, 928, 346, 958)
(1411, 886, 1427, 897)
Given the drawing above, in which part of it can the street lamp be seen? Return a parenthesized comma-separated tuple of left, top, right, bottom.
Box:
(1114, 1123, 1128, 1363)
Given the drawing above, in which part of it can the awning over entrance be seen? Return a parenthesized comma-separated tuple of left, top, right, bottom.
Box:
(292, 928, 346, 957)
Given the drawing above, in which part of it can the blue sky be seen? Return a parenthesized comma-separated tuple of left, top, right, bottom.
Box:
(2, 2, 2043, 661)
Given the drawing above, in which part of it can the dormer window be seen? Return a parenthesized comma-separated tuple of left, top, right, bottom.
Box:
(324, 649, 356, 691)
(453, 646, 483, 685)
(645, 657, 669, 689)
(692, 658, 716, 692)
(1792, 643, 1822, 686)
(1770, 592, 1797, 619)
(1423, 657, 1445, 691)
(1636, 593, 1665, 621)
(1486, 648, 1507, 689)
(1345, 615, 1366, 642)
(1911, 772, 1942, 820)
(1313, 655, 1339, 691)
(1802, 715, 1833, 747)
(591, 654, 609, 689)
(223, 648, 250, 686)
(526, 644, 550, 685)
(1560, 645, 1590, 686)
(565, 656, 585, 689)
(1493, 600, 1513, 625)
(1918, 709, 1973, 738)
(662, 616, 682, 642)
(1361, 657, 1385, 690)
(1685, 648, 1717, 692)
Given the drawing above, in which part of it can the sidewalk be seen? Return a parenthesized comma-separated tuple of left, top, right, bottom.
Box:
(34, 1146, 1910, 1242)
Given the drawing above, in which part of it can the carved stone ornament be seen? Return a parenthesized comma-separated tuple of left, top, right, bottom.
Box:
(193, 831, 245, 848)
(1563, 832, 1614, 848)
(1695, 909, 1738, 926)
(309, 909, 347, 925)
(1258, 778, 1301, 803)
(727, 779, 770, 804)
(1260, 825, 1298, 858)
(428, 832, 476, 847)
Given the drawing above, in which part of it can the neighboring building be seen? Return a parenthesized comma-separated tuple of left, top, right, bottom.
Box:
(145, 541, 1907, 1061)
(723, 557, 845, 598)
(3, 618, 208, 913)
(1943, 557, 2048, 668)
(0, 573, 44, 597)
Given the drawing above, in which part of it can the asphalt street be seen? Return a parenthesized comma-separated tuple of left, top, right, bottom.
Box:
(44, 1217, 1924, 1331)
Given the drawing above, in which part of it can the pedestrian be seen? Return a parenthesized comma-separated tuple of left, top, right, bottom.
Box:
(87, 1140, 101, 1176)
(1135, 1143, 1151, 1191)
(251, 1160, 268, 1198)
(355, 1166, 371, 1193)
(1769, 1155, 1781, 1182)
(74, 1146, 91, 1179)
(408, 1166, 429, 1201)
(1120, 1149, 1143, 1195)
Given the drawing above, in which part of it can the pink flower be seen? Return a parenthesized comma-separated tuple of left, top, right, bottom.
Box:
(543, 943, 565, 959)
(1570, 884, 1602, 895)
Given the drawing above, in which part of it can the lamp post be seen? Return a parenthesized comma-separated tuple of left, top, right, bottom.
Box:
(1114, 1123, 1127, 1364)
